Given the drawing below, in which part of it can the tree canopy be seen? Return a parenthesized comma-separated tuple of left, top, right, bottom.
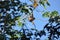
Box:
(0, 0, 60, 40)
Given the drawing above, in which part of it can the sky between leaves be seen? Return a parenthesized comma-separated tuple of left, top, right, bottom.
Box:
(13, 0, 60, 32)
(11, 0, 60, 40)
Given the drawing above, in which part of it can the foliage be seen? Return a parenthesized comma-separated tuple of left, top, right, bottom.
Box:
(42, 11, 59, 18)
(44, 16, 60, 40)
(0, 0, 60, 40)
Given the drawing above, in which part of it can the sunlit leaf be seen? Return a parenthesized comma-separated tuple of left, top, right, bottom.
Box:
(16, 17, 23, 27)
(42, 11, 58, 18)
(17, 21, 23, 27)
(39, 1, 45, 7)
(51, 11, 58, 18)
(42, 11, 50, 17)
(39, 0, 50, 8)
(14, 34, 20, 38)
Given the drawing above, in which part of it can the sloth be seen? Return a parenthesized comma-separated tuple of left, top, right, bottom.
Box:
(28, 14, 35, 22)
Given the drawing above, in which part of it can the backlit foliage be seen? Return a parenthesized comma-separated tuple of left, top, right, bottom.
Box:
(0, 0, 60, 40)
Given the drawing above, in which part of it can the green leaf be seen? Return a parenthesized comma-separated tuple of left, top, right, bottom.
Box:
(42, 11, 59, 18)
(21, 8, 29, 13)
(40, 1, 45, 7)
(16, 17, 23, 27)
(42, 11, 50, 17)
(14, 34, 20, 38)
(18, 21, 23, 27)
(51, 11, 58, 18)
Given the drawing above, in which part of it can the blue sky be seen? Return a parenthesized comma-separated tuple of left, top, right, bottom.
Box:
(25, 0, 60, 30)
(11, 0, 60, 40)
(14, 0, 60, 31)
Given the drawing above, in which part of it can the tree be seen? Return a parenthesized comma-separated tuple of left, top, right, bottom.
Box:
(0, 0, 60, 40)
